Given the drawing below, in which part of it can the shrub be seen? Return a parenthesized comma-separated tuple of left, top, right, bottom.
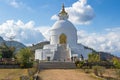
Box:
(82, 66, 90, 73)
(28, 63, 38, 75)
(84, 61, 114, 69)
(20, 75, 29, 80)
(75, 60, 84, 68)
(92, 66, 105, 77)
(112, 57, 120, 69)
(20, 62, 33, 68)
(75, 60, 79, 66)
(93, 66, 99, 76)
(27, 61, 39, 79)
(115, 69, 120, 79)
(98, 66, 105, 77)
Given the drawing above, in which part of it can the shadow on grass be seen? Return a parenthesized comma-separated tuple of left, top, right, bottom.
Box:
(102, 76, 119, 80)
(34, 75, 43, 80)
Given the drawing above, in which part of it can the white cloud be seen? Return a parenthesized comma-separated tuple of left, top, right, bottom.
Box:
(2, 0, 33, 11)
(10, 0, 19, 8)
(36, 26, 51, 41)
(77, 28, 120, 56)
(51, 15, 59, 20)
(51, 0, 95, 25)
(0, 20, 45, 45)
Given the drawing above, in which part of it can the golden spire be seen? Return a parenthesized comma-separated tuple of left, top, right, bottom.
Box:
(59, 3, 67, 15)
(62, 4, 65, 12)
(58, 4, 68, 20)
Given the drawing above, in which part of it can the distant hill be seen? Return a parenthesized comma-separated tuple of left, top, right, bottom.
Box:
(0, 36, 4, 43)
(29, 41, 50, 51)
(5, 41, 26, 52)
(83, 45, 96, 52)
(0, 36, 26, 54)
(98, 51, 120, 60)
(82, 44, 120, 60)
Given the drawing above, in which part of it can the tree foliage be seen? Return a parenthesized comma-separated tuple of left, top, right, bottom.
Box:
(0, 43, 15, 58)
(16, 48, 34, 68)
(88, 52, 100, 62)
(0, 52, 2, 59)
(112, 57, 120, 69)
(75, 60, 84, 68)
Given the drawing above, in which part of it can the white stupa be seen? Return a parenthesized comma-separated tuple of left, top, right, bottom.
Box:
(35, 4, 93, 61)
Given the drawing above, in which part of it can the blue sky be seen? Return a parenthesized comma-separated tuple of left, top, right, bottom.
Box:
(0, 0, 120, 30)
(0, 0, 120, 57)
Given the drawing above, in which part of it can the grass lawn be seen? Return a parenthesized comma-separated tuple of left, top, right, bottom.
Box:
(39, 69, 100, 80)
(0, 69, 28, 80)
(0, 69, 119, 80)
(38, 69, 119, 80)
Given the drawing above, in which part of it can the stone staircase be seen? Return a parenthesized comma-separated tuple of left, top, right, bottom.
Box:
(53, 44, 70, 61)
(39, 62, 76, 70)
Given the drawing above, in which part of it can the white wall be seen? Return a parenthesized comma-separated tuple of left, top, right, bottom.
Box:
(35, 49, 42, 60)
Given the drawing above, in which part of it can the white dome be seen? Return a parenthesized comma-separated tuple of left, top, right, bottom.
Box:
(50, 19, 77, 46)
(51, 20, 76, 31)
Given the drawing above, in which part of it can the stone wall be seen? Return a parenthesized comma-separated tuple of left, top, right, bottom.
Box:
(0, 64, 20, 68)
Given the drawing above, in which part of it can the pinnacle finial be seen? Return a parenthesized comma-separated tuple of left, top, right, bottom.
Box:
(62, 3, 65, 11)
(60, 3, 67, 14)
(58, 4, 69, 20)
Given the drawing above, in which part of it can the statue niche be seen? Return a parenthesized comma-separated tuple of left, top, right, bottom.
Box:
(59, 33, 67, 44)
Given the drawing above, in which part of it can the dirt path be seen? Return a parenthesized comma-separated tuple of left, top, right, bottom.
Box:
(38, 69, 98, 80)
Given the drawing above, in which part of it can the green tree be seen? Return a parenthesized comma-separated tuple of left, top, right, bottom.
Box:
(0, 51, 2, 59)
(112, 57, 120, 69)
(9, 46, 15, 54)
(0, 43, 15, 58)
(88, 52, 100, 62)
(16, 48, 34, 68)
(2, 49, 13, 58)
